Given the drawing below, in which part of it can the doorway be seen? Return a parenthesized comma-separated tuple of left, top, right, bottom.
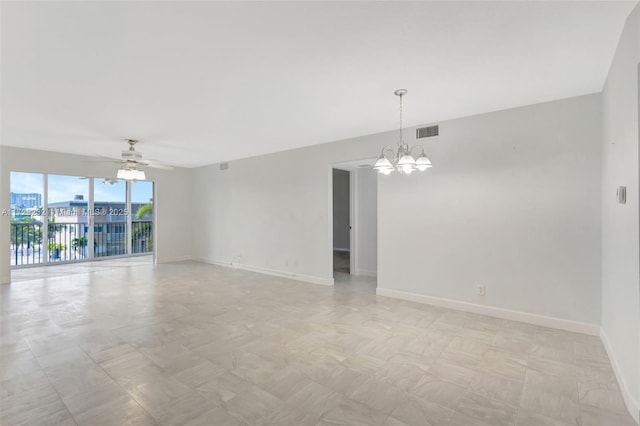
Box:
(331, 161, 378, 292)
(332, 168, 351, 275)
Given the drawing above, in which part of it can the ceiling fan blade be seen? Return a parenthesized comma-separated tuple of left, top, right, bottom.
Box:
(140, 161, 174, 170)
(88, 155, 123, 163)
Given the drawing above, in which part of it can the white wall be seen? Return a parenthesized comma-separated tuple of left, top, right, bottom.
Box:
(191, 129, 402, 285)
(601, 2, 640, 421)
(192, 94, 603, 326)
(378, 95, 603, 326)
(332, 168, 350, 251)
(354, 167, 377, 277)
(0, 146, 193, 283)
(0, 150, 10, 284)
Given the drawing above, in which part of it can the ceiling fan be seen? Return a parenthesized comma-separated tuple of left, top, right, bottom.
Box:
(78, 177, 119, 184)
(107, 139, 173, 180)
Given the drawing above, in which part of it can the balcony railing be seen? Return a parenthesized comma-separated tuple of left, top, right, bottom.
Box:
(48, 222, 90, 263)
(10, 222, 44, 266)
(132, 221, 153, 254)
(94, 223, 127, 258)
(10, 221, 153, 267)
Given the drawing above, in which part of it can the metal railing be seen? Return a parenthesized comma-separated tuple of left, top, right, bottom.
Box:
(132, 221, 153, 254)
(94, 223, 127, 258)
(10, 220, 153, 267)
(48, 222, 90, 263)
(10, 222, 44, 266)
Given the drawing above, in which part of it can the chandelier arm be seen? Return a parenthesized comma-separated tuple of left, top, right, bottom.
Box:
(381, 146, 397, 162)
(409, 145, 426, 156)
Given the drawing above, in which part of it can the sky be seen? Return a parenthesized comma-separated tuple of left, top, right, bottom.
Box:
(10, 172, 153, 204)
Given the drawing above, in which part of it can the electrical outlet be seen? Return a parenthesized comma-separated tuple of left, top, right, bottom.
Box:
(477, 285, 486, 296)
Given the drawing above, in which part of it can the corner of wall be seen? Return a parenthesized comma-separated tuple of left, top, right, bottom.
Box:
(600, 1, 640, 422)
(600, 327, 640, 423)
(194, 257, 335, 287)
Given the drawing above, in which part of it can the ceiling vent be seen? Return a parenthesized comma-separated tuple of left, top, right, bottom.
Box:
(219, 162, 229, 171)
(416, 125, 439, 139)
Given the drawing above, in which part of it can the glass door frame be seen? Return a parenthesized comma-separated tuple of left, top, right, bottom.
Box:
(9, 172, 154, 269)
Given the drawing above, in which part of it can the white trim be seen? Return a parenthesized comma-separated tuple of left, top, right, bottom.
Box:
(126, 180, 132, 256)
(195, 257, 334, 286)
(376, 287, 600, 336)
(353, 268, 377, 278)
(88, 178, 95, 259)
(327, 165, 335, 279)
(600, 328, 640, 424)
(156, 255, 192, 264)
(43, 173, 49, 264)
(349, 168, 356, 275)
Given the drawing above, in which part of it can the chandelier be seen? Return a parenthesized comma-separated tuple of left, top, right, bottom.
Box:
(373, 89, 432, 175)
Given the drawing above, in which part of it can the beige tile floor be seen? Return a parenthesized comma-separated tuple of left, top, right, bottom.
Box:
(1, 260, 636, 426)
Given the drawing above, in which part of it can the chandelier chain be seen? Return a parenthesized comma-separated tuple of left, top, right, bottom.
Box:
(398, 92, 403, 147)
(373, 89, 432, 175)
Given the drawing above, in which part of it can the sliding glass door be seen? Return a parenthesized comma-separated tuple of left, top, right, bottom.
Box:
(131, 180, 153, 254)
(94, 178, 128, 258)
(9, 172, 45, 266)
(47, 175, 89, 262)
(9, 173, 154, 267)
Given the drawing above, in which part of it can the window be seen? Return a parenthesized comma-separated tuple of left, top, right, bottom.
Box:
(9, 173, 155, 267)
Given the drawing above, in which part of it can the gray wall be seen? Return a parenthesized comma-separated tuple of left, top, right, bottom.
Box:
(332, 168, 350, 251)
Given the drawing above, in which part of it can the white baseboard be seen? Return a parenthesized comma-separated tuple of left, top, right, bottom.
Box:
(156, 256, 192, 264)
(376, 287, 600, 336)
(194, 258, 334, 286)
(353, 269, 377, 278)
(600, 329, 640, 424)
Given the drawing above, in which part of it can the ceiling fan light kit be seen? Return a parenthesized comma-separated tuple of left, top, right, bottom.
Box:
(117, 167, 146, 181)
(373, 89, 433, 175)
(111, 139, 163, 181)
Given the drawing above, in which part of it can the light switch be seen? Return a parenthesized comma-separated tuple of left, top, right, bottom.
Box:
(617, 186, 626, 204)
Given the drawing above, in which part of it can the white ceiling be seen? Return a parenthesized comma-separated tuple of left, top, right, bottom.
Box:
(1, 1, 636, 168)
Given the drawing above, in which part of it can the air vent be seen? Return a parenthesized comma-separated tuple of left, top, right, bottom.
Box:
(416, 125, 439, 139)
(219, 162, 229, 171)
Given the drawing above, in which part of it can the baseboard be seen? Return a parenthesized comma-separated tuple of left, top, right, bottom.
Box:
(353, 269, 377, 278)
(194, 258, 334, 286)
(600, 329, 640, 423)
(376, 287, 600, 336)
(156, 256, 192, 264)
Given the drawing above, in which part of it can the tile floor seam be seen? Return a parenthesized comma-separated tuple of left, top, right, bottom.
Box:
(573, 360, 585, 426)
(5, 260, 636, 426)
(30, 343, 80, 426)
(452, 375, 474, 426)
(512, 343, 533, 426)
(79, 343, 160, 425)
